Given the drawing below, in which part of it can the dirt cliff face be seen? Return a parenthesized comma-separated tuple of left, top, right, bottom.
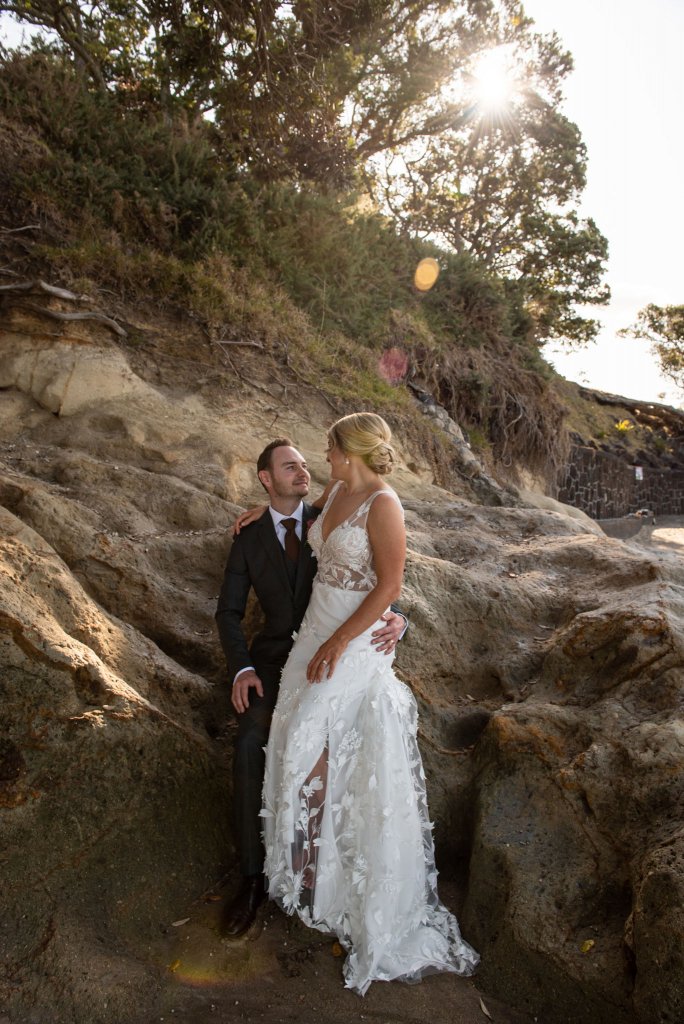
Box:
(1, 303, 682, 1024)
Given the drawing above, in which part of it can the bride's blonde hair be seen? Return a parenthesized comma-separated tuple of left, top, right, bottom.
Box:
(328, 412, 396, 475)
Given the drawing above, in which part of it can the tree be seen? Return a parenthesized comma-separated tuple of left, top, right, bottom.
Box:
(1, 0, 609, 334)
(1, 1, 491, 182)
(620, 304, 684, 392)
(0, 3, 580, 186)
(366, 15, 609, 345)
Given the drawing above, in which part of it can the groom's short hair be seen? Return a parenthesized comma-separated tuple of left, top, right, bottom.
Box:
(257, 438, 295, 475)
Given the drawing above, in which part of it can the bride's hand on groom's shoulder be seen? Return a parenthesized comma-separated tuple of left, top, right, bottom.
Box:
(232, 504, 267, 535)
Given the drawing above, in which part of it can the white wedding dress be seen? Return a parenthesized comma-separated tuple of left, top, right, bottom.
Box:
(261, 482, 479, 995)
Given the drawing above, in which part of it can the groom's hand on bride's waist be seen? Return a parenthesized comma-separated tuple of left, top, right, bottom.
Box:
(371, 611, 407, 655)
(231, 669, 264, 713)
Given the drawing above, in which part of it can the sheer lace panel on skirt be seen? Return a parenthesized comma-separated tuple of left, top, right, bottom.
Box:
(291, 746, 328, 909)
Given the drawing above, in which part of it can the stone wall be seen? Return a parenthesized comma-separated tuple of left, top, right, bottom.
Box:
(558, 444, 684, 518)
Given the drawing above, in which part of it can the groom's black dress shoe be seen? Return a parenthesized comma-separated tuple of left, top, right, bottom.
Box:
(220, 875, 265, 938)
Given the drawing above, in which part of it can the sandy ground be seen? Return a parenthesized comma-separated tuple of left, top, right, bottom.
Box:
(151, 873, 535, 1024)
(625, 515, 684, 561)
(639, 517, 684, 555)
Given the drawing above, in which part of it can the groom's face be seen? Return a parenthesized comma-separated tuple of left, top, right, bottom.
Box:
(259, 445, 311, 499)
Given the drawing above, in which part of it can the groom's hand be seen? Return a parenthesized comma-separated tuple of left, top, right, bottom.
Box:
(371, 611, 406, 655)
(231, 670, 264, 713)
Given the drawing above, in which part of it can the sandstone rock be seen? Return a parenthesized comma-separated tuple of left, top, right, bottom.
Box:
(0, 506, 230, 1023)
(1, 321, 682, 1023)
(631, 830, 684, 1023)
(459, 553, 684, 1024)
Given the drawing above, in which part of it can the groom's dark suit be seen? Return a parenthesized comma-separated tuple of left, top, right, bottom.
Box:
(215, 504, 318, 877)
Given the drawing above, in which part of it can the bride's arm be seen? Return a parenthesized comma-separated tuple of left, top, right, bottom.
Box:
(232, 504, 268, 533)
(233, 479, 336, 534)
(307, 494, 406, 683)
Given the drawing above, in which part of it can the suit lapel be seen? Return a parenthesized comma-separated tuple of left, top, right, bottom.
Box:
(294, 502, 316, 604)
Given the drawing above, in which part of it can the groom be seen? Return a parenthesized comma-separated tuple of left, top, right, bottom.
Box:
(215, 438, 406, 937)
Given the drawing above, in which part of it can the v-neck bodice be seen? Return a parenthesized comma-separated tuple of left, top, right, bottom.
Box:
(307, 481, 402, 592)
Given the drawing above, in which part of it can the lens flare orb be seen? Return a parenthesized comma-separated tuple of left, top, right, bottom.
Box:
(414, 258, 440, 292)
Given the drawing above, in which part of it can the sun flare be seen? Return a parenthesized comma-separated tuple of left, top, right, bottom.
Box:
(471, 46, 518, 112)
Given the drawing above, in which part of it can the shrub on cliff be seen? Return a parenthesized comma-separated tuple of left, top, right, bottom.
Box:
(0, 45, 567, 481)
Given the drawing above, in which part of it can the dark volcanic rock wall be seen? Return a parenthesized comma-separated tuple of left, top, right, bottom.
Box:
(558, 444, 684, 518)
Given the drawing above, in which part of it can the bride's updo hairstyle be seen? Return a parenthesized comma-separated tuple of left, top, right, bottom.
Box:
(328, 412, 396, 475)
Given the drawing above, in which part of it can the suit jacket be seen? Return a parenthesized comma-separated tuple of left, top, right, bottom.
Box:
(215, 504, 319, 682)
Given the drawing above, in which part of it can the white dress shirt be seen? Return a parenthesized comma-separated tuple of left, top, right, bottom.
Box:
(269, 502, 304, 547)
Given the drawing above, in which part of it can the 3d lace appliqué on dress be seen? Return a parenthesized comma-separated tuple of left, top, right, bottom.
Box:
(261, 482, 479, 995)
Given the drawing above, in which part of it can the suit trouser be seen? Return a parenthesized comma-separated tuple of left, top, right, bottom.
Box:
(233, 665, 282, 877)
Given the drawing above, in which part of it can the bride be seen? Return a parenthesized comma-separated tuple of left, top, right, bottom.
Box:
(260, 412, 479, 995)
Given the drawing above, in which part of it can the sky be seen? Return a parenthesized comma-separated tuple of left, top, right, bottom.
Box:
(521, 0, 684, 407)
(1, 3, 683, 406)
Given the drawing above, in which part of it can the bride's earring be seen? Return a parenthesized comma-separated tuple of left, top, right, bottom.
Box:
(344, 458, 350, 465)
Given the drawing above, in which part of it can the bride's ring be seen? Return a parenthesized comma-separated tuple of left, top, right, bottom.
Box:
(322, 659, 329, 665)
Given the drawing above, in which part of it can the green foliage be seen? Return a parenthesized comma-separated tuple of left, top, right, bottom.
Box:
(371, 84, 610, 346)
(1, 50, 524, 358)
(0, 41, 573, 478)
(463, 424, 491, 454)
(517, 213, 609, 346)
(3, 0, 609, 342)
(3, 0, 490, 186)
(419, 250, 521, 346)
(35, 229, 408, 411)
(0, 50, 253, 257)
(620, 304, 684, 392)
(247, 187, 415, 342)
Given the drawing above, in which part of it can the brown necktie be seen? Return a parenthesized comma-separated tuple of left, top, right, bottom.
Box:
(281, 518, 300, 562)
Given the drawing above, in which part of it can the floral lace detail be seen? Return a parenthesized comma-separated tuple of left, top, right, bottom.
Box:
(307, 482, 403, 591)
(261, 478, 479, 995)
(262, 642, 479, 993)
